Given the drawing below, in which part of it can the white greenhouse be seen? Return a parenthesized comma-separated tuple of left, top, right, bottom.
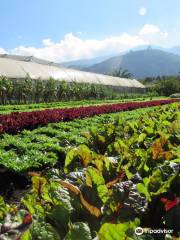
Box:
(0, 54, 145, 93)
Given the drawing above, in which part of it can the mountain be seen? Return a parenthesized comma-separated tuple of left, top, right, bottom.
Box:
(60, 54, 116, 70)
(128, 45, 180, 56)
(167, 46, 180, 56)
(132, 45, 180, 56)
(83, 49, 180, 78)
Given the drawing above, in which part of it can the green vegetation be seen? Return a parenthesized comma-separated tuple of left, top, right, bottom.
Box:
(0, 96, 166, 115)
(0, 75, 146, 105)
(0, 105, 161, 172)
(110, 67, 133, 79)
(170, 93, 180, 98)
(141, 75, 180, 96)
(0, 103, 179, 239)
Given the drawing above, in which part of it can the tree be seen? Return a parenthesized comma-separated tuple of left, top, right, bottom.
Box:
(34, 78, 45, 103)
(110, 68, 133, 79)
(56, 80, 68, 100)
(21, 74, 33, 103)
(0, 76, 14, 104)
(153, 76, 180, 96)
(44, 77, 57, 102)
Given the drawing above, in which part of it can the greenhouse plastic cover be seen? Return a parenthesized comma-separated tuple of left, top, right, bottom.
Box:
(0, 54, 145, 88)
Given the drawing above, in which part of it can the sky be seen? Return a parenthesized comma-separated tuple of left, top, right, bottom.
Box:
(0, 0, 180, 62)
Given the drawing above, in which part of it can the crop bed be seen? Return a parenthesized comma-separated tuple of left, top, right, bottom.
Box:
(0, 103, 179, 239)
(0, 99, 179, 135)
(0, 105, 158, 172)
(0, 97, 165, 115)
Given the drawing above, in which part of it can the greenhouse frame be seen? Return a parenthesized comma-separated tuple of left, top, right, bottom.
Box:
(0, 54, 145, 93)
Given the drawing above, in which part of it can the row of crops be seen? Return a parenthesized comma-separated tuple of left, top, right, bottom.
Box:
(0, 97, 164, 115)
(0, 101, 179, 239)
(0, 105, 161, 172)
(0, 99, 178, 135)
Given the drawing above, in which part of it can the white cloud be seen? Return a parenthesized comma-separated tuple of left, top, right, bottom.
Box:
(139, 24, 168, 44)
(42, 38, 53, 46)
(0, 48, 7, 54)
(9, 24, 169, 62)
(139, 24, 160, 35)
(139, 7, 147, 16)
(11, 32, 147, 62)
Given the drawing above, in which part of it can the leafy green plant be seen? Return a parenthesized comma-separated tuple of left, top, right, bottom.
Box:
(0, 103, 179, 239)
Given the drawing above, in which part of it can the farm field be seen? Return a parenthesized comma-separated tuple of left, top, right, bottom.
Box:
(1, 1, 180, 239)
(0, 99, 178, 135)
(0, 101, 179, 240)
(0, 104, 164, 172)
(0, 96, 167, 115)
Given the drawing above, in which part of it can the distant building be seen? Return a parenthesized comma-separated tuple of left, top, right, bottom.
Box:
(0, 54, 145, 93)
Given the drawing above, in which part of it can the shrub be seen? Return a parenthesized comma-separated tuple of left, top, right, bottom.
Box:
(169, 93, 180, 98)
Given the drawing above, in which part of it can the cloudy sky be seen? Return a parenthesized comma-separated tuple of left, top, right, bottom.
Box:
(0, 0, 180, 62)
